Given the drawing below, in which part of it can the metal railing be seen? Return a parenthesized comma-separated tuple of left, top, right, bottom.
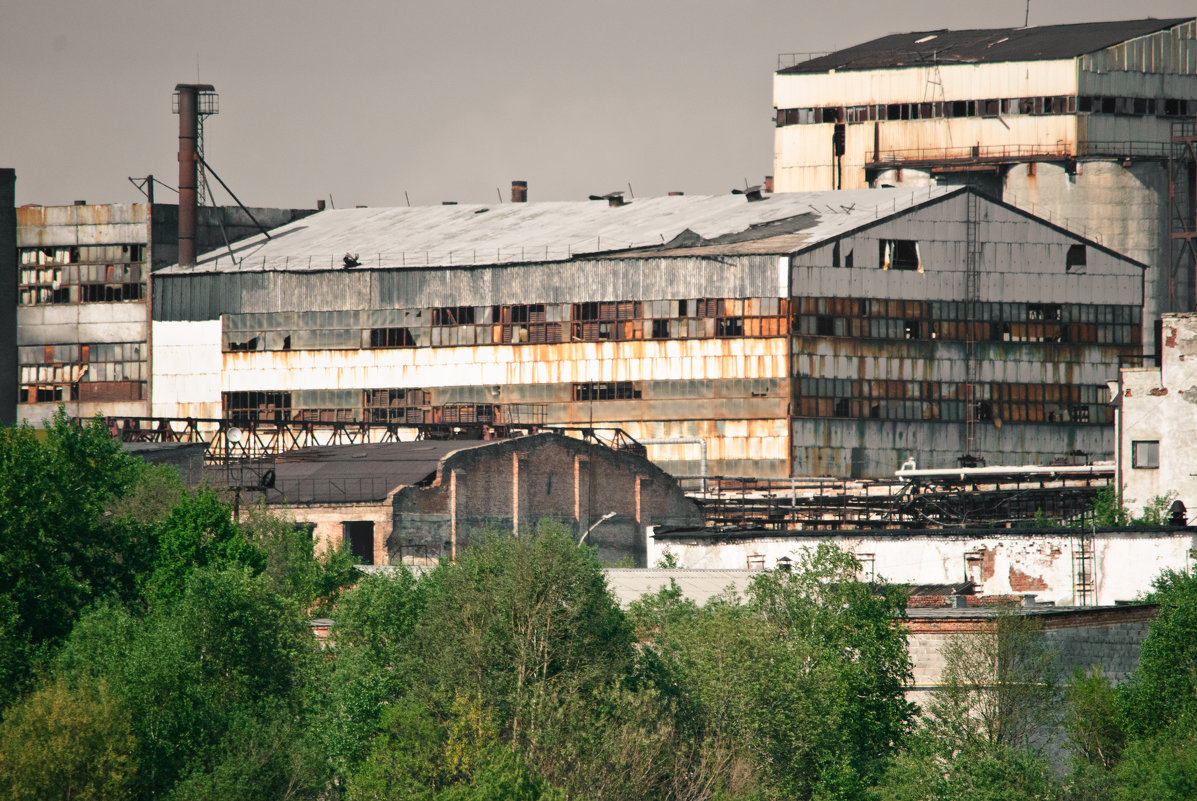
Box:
(203, 238, 649, 271)
(676, 469, 1112, 530)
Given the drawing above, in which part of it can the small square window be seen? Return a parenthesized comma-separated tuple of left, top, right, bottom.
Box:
(1132, 440, 1159, 469)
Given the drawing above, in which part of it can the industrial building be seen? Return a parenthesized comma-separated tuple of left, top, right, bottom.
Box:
(1116, 312, 1197, 519)
(148, 184, 1144, 479)
(646, 524, 1195, 607)
(232, 432, 701, 567)
(13, 200, 313, 423)
(774, 17, 1197, 340)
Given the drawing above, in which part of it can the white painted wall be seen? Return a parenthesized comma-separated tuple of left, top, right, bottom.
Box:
(649, 529, 1196, 606)
(1120, 313, 1197, 517)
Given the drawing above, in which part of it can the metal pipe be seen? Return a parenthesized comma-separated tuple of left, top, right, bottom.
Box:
(175, 83, 213, 268)
(639, 437, 707, 492)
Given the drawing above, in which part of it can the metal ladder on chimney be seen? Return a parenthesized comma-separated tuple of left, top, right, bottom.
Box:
(964, 189, 982, 461)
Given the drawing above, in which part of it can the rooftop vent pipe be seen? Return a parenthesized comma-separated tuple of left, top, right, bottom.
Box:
(511, 180, 527, 203)
(733, 185, 764, 202)
(174, 83, 216, 268)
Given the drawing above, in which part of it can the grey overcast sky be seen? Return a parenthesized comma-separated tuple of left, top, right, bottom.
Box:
(2, 1, 1194, 209)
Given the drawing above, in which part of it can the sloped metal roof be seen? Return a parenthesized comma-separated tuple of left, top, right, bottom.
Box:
(161, 187, 955, 274)
(258, 440, 489, 504)
(781, 17, 1190, 74)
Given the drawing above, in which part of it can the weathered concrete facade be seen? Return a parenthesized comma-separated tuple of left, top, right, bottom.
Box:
(149, 188, 1144, 478)
(1118, 312, 1197, 517)
(15, 202, 312, 424)
(774, 18, 1197, 327)
(649, 527, 1196, 607)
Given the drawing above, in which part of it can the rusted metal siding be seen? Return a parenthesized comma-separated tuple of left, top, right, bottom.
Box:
(1081, 20, 1197, 75)
(16, 204, 148, 247)
(152, 255, 784, 321)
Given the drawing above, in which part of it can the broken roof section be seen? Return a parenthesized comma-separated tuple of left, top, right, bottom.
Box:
(161, 187, 957, 273)
(257, 440, 489, 504)
(781, 17, 1191, 73)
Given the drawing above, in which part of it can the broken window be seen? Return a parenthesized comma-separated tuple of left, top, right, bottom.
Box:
(1066, 245, 1087, 272)
(343, 521, 375, 565)
(1132, 440, 1159, 469)
(572, 382, 642, 402)
(431, 306, 476, 326)
(223, 391, 292, 424)
(879, 239, 921, 271)
(369, 327, 415, 348)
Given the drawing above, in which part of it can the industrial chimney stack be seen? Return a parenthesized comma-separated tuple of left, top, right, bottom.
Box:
(174, 83, 216, 267)
(511, 180, 528, 203)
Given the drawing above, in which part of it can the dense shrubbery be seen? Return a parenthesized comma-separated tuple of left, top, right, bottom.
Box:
(1, 412, 1195, 799)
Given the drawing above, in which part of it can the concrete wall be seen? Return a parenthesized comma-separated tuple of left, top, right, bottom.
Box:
(0, 170, 15, 425)
(392, 433, 703, 567)
(1120, 313, 1197, 516)
(905, 605, 1157, 709)
(291, 501, 393, 567)
(650, 528, 1196, 606)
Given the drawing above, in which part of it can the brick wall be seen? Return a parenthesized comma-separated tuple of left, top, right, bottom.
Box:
(391, 433, 703, 566)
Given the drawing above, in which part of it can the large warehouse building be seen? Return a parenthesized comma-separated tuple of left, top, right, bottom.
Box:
(148, 186, 1143, 479)
(773, 17, 1197, 340)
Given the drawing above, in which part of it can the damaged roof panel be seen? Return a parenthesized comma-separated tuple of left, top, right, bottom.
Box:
(781, 17, 1190, 73)
(161, 187, 956, 274)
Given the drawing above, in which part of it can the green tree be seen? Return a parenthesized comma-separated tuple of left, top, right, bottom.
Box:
(414, 520, 633, 746)
(1111, 730, 1197, 801)
(880, 734, 1063, 801)
(141, 488, 266, 605)
(0, 410, 149, 703)
(1121, 568, 1197, 736)
(745, 543, 915, 799)
(0, 675, 138, 801)
(924, 604, 1060, 753)
(56, 567, 311, 800)
(240, 504, 359, 611)
(302, 569, 427, 786)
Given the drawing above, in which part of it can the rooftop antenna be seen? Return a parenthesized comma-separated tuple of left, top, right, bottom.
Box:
(403, 191, 409, 207)
(627, 182, 634, 199)
(496, 187, 503, 203)
(1024, 0, 1030, 27)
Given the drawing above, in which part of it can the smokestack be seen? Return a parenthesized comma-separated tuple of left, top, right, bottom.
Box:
(511, 180, 527, 203)
(316, 199, 326, 211)
(764, 175, 774, 193)
(174, 83, 215, 268)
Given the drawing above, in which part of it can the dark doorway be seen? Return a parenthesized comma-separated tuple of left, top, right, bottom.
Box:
(342, 520, 375, 565)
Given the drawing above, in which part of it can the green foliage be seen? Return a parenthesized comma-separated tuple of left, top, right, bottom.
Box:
(925, 604, 1060, 752)
(141, 488, 266, 605)
(348, 694, 563, 801)
(56, 568, 311, 800)
(745, 544, 915, 799)
(1111, 729, 1197, 801)
(880, 735, 1064, 801)
(1121, 568, 1197, 735)
(1064, 667, 1125, 771)
(1087, 486, 1130, 528)
(0, 410, 149, 702)
(414, 520, 633, 741)
(240, 504, 359, 611)
(0, 675, 138, 801)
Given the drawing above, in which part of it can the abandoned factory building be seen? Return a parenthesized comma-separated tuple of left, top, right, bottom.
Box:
(248, 432, 702, 567)
(774, 17, 1197, 338)
(13, 200, 313, 424)
(150, 186, 1144, 479)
